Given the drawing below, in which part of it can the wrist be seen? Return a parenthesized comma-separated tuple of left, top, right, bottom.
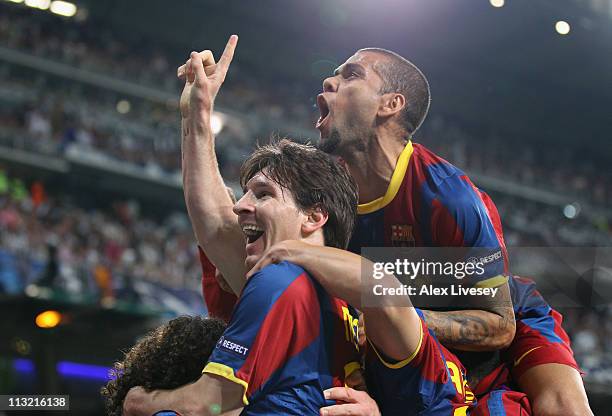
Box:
(182, 111, 213, 132)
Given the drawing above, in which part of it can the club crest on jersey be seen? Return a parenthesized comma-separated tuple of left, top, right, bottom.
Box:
(391, 224, 415, 247)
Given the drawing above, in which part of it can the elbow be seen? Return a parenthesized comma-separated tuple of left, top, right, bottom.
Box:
(492, 316, 516, 350)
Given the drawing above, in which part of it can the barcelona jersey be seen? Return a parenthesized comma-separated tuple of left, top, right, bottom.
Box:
(503, 276, 579, 381)
(366, 309, 475, 415)
(203, 261, 361, 415)
(348, 140, 509, 286)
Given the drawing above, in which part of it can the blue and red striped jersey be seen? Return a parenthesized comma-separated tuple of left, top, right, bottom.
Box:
(203, 261, 361, 415)
(366, 310, 475, 415)
(349, 140, 508, 285)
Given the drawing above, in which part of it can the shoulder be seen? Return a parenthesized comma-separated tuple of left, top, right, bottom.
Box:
(244, 261, 315, 300)
(411, 144, 467, 190)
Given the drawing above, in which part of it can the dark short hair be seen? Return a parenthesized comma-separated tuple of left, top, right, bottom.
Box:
(240, 139, 358, 249)
(359, 48, 431, 135)
(101, 316, 226, 416)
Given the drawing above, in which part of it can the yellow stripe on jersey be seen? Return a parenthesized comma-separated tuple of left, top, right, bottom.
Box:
(203, 362, 250, 406)
(357, 140, 414, 215)
(453, 405, 470, 416)
(475, 274, 509, 289)
(344, 361, 362, 379)
(368, 318, 423, 369)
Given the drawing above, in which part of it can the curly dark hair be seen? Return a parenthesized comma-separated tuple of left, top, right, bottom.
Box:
(101, 316, 226, 416)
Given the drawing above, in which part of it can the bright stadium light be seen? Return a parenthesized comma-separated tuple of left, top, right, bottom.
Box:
(116, 99, 131, 114)
(563, 203, 580, 219)
(35, 310, 62, 328)
(555, 20, 571, 35)
(6, 0, 25, 4)
(24, 0, 50, 10)
(50, 0, 77, 17)
(210, 112, 225, 135)
(490, 0, 504, 8)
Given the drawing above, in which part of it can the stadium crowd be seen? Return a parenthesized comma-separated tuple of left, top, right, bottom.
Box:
(1, 3, 611, 408)
(0, 167, 203, 305)
(0, 72, 609, 247)
(0, 2, 610, 213)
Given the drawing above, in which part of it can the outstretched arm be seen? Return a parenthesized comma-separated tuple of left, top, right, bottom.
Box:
(247, 241, 421, 362)
(249, 241, 514, 352)
(179, 36, 246, 294)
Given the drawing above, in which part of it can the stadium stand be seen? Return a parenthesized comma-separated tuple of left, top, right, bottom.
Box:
(0, 0, 610, 413)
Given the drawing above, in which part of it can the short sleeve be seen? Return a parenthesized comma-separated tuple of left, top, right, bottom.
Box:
(203, 262, 321, 405)
(430, 175, 508, 286)
(198, 246, 237, 322)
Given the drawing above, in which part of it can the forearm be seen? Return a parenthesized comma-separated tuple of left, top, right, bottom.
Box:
(421, 307, 515, 351)
(292, 245, 421, 361)
(292, 245, 366, 307)
(181, 116, 246, 293)
(123, 381, 208, 416)
(124, 374, 243, 416)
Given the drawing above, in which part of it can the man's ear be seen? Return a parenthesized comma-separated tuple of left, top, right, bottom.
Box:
(302, 207, 329, 235)
(377, 93, 406, 119)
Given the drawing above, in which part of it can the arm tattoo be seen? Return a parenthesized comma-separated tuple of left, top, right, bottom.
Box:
(421, 307, 514, 350)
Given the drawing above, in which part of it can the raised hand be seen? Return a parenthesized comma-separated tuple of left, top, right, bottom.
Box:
(178, 35, 238, 120)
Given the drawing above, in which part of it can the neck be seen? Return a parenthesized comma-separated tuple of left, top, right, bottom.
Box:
(343, 130, 407, 204)
(301, 231, 326, 247)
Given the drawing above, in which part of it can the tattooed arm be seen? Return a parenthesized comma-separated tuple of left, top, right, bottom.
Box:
(421, 282, 515, 351)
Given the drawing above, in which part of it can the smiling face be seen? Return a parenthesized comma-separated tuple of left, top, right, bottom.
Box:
(236, 140, 358, 273)
(316, 51, 386, 155)
(233, 170, 312, 270)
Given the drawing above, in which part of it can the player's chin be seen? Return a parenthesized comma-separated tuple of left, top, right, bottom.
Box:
(317, 136, 339, 155)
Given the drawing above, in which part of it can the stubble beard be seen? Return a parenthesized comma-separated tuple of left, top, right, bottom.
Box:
(317, 128, 342, 155)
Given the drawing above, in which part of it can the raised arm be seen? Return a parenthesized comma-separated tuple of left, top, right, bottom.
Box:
(178, 35, 246, 294)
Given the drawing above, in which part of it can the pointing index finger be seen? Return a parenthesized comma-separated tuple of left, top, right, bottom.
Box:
(217, 34, 238, 76)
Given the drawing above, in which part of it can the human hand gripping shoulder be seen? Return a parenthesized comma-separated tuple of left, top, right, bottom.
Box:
(248, 241, 422, 364)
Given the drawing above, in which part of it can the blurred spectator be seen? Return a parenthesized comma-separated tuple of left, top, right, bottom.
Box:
(0, 171, 204, 316)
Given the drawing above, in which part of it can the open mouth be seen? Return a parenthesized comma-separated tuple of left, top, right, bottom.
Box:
(242, 224, 264, 244)
(315, 94, 330, 130)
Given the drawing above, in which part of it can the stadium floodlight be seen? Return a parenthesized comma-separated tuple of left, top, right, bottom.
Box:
(211, 112, 225, 135)
(6, 0, 25, 4)
(50, 0, 77, 17)
(555, 20, 571, 35)
(24, 0, 50, 10)
(490, 0, 504, 8)
(116, 99, 131, 114)
(35, 310, 62, 328)
(563, 203, 580, 219)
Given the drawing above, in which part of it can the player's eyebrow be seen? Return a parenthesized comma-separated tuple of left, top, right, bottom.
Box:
(333, 62, 365, 77)
(245, 175, 274, 191)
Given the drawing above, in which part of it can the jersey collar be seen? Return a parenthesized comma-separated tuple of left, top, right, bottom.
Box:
(357, 140, 413, 215)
